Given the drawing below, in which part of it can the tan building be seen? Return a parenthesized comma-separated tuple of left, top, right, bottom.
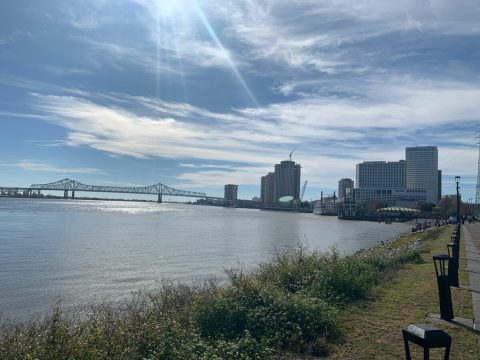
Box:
(406, 146, 439, 204)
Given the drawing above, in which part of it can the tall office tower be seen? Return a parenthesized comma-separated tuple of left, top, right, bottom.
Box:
(338, 178, 354, 199)
(356, 160, 406, 189)
(224, 184, 238, 202)
(406, 146, 438, 204)
(274, 160, 301, 201)
(261, 172, 276, 204)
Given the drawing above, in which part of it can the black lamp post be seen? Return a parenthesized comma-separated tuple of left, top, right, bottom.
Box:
(455, 176, 461, 226)
(447, 243, 459, 287)
(433, 254, 454, 320)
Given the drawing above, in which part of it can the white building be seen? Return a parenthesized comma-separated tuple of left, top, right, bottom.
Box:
(406, 146, 439, 204)
(353, 188, 427, 208)
(356, 161, 406, 189)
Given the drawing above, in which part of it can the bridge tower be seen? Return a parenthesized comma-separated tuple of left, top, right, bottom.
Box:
(64, 190, 68, 198)
(157, 193, 162, 203)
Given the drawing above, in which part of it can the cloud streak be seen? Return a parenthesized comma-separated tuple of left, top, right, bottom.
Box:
(24, 73, 480, 188)
(1, 160, 107, 175)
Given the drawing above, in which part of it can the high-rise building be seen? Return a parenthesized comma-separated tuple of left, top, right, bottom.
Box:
(260, 172, 275, 204)
(338, 178, 354, 200)
(406, 146, 438, 204)
(356, 161, 406, 189)
(224, 184, 238, 203)
(274, 160, 301, 201)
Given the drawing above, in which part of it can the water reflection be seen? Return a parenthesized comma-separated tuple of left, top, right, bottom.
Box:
(0, 198, 410, 319)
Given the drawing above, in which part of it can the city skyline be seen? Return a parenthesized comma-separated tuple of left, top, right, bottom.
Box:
(0, 1, 479, 201)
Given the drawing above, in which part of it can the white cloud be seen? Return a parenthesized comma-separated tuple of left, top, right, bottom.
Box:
(25, 73, 480, 188)
(3, 160, 107, 175)
(43, 0, 479, 83)
(176, 166, 267, 188)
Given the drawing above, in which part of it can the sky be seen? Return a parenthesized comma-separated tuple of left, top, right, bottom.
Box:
(0, 0, 479, 201)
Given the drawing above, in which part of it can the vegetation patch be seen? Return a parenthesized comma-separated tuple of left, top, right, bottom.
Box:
(0, 228, 450, 359)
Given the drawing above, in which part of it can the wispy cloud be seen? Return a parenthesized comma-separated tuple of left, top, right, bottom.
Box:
(43, 66, 92, 76)
(1, 0, 479, 196)
(1, 160, 107, 175)
(0, 30, 32, 45)
(179, 163, 235, 169)
(21, 73, 479, 187)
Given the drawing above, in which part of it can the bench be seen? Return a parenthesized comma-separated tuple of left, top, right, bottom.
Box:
(402, 324, 451, 360)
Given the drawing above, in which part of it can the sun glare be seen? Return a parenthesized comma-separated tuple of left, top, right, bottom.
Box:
(151, 0, 259, 107)
(160, 0, 187, 16)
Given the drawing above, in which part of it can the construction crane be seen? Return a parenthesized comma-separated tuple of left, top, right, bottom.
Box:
(289, 148, 295, 161)
(300, 180, 307, 201)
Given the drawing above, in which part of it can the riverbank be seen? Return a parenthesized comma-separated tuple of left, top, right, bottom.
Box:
(0, 226, 455, 359)
(329, 225, 479, 359)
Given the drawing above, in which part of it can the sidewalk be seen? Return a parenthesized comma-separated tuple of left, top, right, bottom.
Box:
(463, 223, 480, 344)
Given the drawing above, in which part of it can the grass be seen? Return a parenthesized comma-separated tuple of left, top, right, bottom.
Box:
(0, 226, 477, 359)
(328, 226, 479, 360)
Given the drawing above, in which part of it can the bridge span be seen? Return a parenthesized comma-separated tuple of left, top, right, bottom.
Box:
(0, 178, 221, 203)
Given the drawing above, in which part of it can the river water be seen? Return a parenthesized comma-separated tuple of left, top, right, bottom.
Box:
(0, 198, 410, 319)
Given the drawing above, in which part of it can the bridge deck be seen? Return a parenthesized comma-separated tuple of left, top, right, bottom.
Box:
(0, 178, 223, 199)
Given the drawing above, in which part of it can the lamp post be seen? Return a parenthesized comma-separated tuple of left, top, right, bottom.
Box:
(433, 254, 454, 320)
(455, 176, 461, 229)
(447, 243, 459, 287)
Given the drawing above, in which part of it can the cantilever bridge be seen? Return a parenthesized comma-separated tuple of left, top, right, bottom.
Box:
(0, 178, 218, 203)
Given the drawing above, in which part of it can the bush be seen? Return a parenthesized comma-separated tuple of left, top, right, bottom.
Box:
(306, 254, 379, 305)
(202, 331, 273, 360)
(192, 277, 337, 355)
(0, 234, 428, 359)
(393, 249, 423, 264)
(255, 246, 326, 293)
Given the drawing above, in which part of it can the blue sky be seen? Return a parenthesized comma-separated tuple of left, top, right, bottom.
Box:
(0, 0, 479, 201)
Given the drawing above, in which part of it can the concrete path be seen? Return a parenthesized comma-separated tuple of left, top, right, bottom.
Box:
(463, 224, 480, 339)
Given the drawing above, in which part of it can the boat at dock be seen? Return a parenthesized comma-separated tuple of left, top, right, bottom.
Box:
(313, 191, 339, 216)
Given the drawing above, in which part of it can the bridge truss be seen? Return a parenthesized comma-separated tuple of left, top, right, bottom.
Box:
(28, 178, 208, 199)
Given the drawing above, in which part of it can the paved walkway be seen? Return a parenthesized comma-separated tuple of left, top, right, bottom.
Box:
(463, 224, 480, 339)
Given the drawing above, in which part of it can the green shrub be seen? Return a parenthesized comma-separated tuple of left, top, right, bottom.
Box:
(202, 331, 273, 360)
(306, 255, 379, 305)
(393, 249, 423, 264)
(255, 246, 327, 294)
(193, 277, 337, 355)
(0, 234, 430, 359)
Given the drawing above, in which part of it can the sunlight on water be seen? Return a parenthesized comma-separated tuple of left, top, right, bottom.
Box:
(0, 198, 410, 319)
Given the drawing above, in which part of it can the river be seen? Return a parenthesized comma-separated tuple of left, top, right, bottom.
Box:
(0, 198, 410, 319)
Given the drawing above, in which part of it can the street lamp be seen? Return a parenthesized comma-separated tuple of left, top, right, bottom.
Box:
(455, 176, 460, 225)
(433, 254, 454, 320)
